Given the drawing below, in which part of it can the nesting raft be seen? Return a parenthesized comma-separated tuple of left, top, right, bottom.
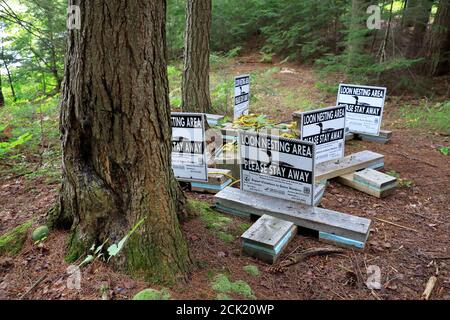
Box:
(215, 187, 371, 248)
(191, 168, 233, 194)
(241, 215, 297, 264)
(337, 168, 397, 198)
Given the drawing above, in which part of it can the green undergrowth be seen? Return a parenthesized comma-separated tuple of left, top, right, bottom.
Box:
(243, 265, 260, 277)
(211, 273, 256, 299)
(132, 288, 171, 300)
(188, 199, 252, 243)
(398, 100, 450, 133)
(0, 220, 33, 256)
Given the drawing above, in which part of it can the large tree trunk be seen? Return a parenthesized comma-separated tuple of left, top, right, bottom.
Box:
(50, 0, 191, 284)
(403, 0, 434, 58)
(424, 0, 450, 76)
(181, 0, 212, 113)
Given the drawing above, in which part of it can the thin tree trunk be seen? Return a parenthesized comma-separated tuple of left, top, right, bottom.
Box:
(0, 74, 4, 107)
(424, 0, 450, 75)
(181, 0, 212, 113)
(49, 0, 191, 284)
(3, 59, 16, 101)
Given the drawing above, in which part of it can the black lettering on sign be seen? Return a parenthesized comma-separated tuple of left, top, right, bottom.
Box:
(339, 86, 386, 98)
(235, 76, 250, 87)
(172, 141, 204, 154)
(302, 106, 346, 125)
(240, 133, 313, 158)
(302, 129, 344, 145)
(235, 93, 249, 105)
(345, 105, 382, 116)
(241, 159, 313, 184)
(171, 115, 203, 128)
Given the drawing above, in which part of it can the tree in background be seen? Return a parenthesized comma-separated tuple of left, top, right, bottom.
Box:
(0, 0, 66, 94)
(403, 0, 434, 58)
(50, 0, 191, 284)
(181, 0, 212, 113)
(0, 74, 4, 107)
(424, 0, 450, 76)
(347, 0, 374, 68)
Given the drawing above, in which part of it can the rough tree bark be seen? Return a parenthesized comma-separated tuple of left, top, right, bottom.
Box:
(49, 0, 191, 284)
(424, 0, 450, 76)
(181, 0, 212, 113)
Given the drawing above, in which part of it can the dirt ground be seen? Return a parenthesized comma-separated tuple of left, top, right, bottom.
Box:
(0, 56, 449, 300)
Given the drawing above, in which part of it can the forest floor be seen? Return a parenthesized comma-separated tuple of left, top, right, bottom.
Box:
(0, 54, 449, 300)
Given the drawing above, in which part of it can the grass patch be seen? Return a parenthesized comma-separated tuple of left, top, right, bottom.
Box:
(211, 273, 256, 299)
(0, 220, 33, 256)
(132, 288, 171, 300)
(386, 171, 414, 188)
(243, 265, 260, 277)
(398, 100, 450, 133)
(187, 200, 236, 243)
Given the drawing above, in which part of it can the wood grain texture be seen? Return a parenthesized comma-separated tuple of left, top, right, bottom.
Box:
(215, 187, 371, 243)
(315, 150, 384, 182)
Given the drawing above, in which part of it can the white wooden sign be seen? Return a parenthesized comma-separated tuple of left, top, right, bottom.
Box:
(234, 74, 250, 119)
(337, 84, 386, 135)
(299, 105, 346, 164)
(239, 131, 315, 206)
(171, 113, 208, 182)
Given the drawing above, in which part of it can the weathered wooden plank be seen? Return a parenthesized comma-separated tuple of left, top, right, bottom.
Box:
(345, 133, 355, 141)
(354, 168, 397, 190)
(319, 231, 365, 250)
(242, 215, 297, 264)
(336, 172, 396, 198)
(357, 130, 392, 144)
(206, 168, 233, 184)
(215, 187, 371, 243)
(206, 114, 225, 126)
(241, 215, 296, 248)
(191, 179, 233, 194)
(315, 150, 384, 182)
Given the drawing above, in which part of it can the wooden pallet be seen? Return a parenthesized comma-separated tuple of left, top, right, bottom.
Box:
(315, 150, 384, 182)
(215, 187, 371, 247)
(241, 215, 297, 264)
(337, 168, 397, 198)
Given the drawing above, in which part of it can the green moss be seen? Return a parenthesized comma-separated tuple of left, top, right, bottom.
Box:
(188, 199, 237, 243)
(32, 225, 49, 241)
(211, 273, 256, 299)
(243, 265, 260, 277)
(0, 220, 33, 256)
(216, 293, 232, 300)
(217, 231, 234, 243)
(64, 231, 87, 263)
(233, 222, 252, 235)
(126, 229, 191, 285)
(188, 200, 231, 231)
(132, 288, 171, 300)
